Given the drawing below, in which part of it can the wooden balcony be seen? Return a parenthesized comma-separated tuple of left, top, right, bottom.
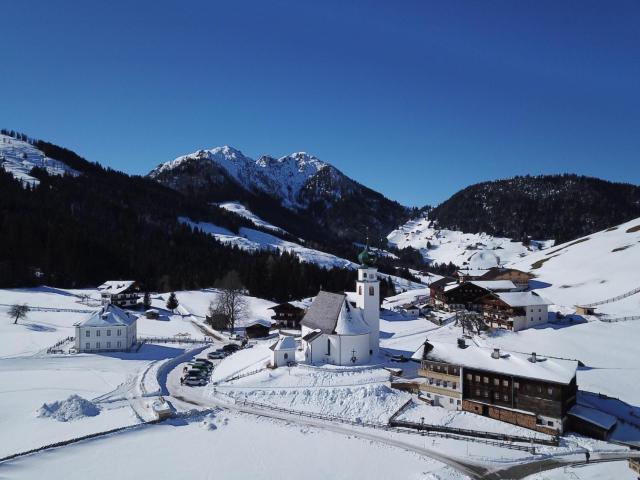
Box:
(418, 369, 459, 382)
(419, 383, 462, 399)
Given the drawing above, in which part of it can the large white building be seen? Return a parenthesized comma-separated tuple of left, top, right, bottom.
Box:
(300, 244, 380, 366)
(74, 304, 137, 352)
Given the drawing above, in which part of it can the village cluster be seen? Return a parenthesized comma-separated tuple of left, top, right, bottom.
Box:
(60, 242, 623, 449)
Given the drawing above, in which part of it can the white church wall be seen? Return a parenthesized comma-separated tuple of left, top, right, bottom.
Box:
(336, 334, 371, 366)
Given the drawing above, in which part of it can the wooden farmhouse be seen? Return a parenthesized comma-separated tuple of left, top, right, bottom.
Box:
(413, 339, 578, 435)
(269, 302, 306, 329)
(245, 319, 273, 338)
(480, 291, 550, 332)
(97, 280, 140, 308)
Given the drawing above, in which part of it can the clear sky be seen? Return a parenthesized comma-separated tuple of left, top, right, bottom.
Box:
(1, 1, 639, 206)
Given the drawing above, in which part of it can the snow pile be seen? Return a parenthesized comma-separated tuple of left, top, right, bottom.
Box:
(37, 395, 100, 422)
(387, 215, 551, 268)
(226, 383, 409, 423)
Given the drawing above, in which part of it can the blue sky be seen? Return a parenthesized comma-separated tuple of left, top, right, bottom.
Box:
(1, 1, 639, 206)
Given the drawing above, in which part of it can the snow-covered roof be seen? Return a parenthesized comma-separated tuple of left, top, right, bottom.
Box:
(301, 291, 346, 333)
(97, 280, 137, 295)
(79, 305, 137, 328)
(468, 280, 517, 291)
(493, 291, 550, 307)
(246, 318, 273, 328)
(271, 335, 297, 351)
(412, 340, 577, 385)
(334, 302, 370, 336)
(569, 405, 617, 430)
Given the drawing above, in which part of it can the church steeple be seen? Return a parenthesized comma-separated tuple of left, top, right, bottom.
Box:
(357, 235, 376, 266)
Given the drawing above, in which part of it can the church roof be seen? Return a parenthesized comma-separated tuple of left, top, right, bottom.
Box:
(301, 291, 371, 336)
(301, 291, 346, 333)
(334, 301, 370, 336)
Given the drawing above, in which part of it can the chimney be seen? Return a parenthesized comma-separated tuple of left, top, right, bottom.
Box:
(457, 338, 467, 349)
(491, 348, 500, 359)
(529, 352, 537, 363)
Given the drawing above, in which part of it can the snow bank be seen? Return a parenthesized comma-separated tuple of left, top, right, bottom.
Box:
(226, 383, 410, 423)
(37, 395, 100, 422)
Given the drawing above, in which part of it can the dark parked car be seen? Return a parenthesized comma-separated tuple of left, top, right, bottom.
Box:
(390, 354, 409, 363)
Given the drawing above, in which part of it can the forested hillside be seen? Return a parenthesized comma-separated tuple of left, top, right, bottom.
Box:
(429, 174, 640, 243)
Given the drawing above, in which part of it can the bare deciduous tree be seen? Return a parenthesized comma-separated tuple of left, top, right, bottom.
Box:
(9, 304, 30, 324)
(210, 271, 248, 333)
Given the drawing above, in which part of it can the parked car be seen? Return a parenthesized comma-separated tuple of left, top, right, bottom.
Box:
(186, 367, 208, 377)
(207, 351, 225, 360)
(390, 354, 409, 363)
(229, 333, 243, 341)
(195, 358, 213, 366)
(222, 344, 240, 353)
(184, 376, 207, 386)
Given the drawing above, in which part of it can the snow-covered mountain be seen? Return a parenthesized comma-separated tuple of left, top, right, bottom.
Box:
(508, 217, 640, 317)
(387, 215, 553, 269)
(149, 146, 352, 210)
(148, 145, 410, 246)
(0, 134, 79, 185)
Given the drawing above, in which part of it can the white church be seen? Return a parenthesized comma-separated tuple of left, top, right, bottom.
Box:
(300, 244, 380, 366)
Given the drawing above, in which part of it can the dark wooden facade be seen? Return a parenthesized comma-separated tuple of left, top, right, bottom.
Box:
(479, 268, 534, 287)
(245, 322, 271, 338)
(269, 303, 305, 329)
(462, 366, 577, 434)
(439, 282, 491, 311)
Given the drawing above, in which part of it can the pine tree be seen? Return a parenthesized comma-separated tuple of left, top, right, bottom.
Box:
(166, 292, 179, 313)
(143, 292, 151, 310)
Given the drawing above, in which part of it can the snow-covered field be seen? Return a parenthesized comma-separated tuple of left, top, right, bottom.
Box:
(524, 461, 637, 480)
(0, 411, 466, 480)
(0, 133, 78, 186)
(387, 215, 550, 269)
(509, 217, 640, 315)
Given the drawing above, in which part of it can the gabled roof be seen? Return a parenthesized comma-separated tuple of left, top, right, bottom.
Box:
(429, 277, 457, 290)
(480, 267, 535, 281)
(79, 305, 137, 328)
(301, 291, 346, 333)
(268, 302, 305, 312)
(492, 291, 550, 307)
(412, 340, 577, 385)
(270, 335, 297, 351)
(97, 280, 137, 295)
(301, 330, 323, 342)
(468, 280, 517, 291)
(245, 318, 273, 328)
(301, 291, 370, 336)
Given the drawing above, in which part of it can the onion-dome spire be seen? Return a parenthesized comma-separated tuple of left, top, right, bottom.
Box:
(358, 235, 376, 266)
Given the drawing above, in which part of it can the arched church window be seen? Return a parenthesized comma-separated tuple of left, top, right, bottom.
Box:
(369, 286, 374, 296)
(284, 353, 288, 359)
(358, 286, 362, 295)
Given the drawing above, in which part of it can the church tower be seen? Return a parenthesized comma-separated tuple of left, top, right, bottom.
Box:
(355, 241, 380, 356)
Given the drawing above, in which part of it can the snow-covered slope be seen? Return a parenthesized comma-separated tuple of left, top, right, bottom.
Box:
(150, 147, 347, 210)
(217, 201, 286, 233)
(387, 215, 552, 269)
(0, 134, 79, 185)
(509, 217, 640, 314)
(179, 216, 424, 290)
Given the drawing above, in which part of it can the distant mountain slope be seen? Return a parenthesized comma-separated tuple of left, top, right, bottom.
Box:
(148, 146, 411, 245)
(509, 217, 640, 314)
(387, 215, 552, 270)
(0, 133, 79, 185)
(429, 174, 640, 243)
